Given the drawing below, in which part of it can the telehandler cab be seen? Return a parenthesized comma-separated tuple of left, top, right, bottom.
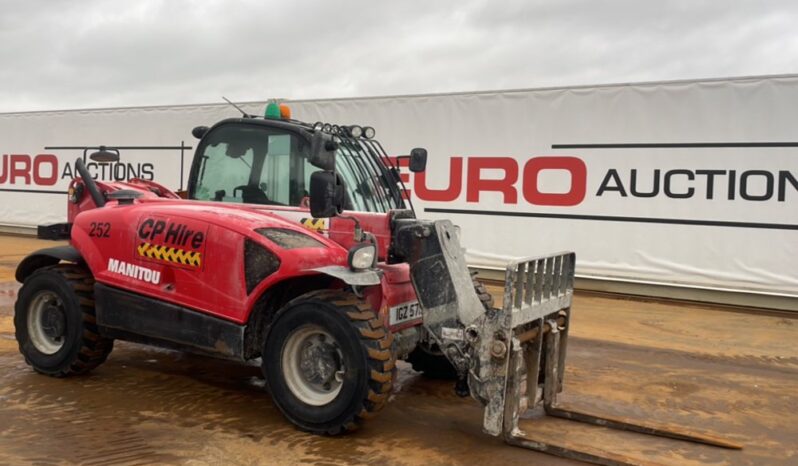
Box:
(15, 106, 739, 465)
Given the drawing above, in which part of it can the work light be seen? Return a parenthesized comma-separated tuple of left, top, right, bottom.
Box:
(348, 125, 363, 138)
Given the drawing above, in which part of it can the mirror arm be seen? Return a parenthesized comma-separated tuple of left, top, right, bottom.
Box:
(336, 213, 363, 242)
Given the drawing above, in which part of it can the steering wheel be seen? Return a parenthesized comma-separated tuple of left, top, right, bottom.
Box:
(233, 184, 270, 204)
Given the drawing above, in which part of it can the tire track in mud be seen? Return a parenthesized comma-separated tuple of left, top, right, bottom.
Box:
(554, 339, 798, 465)
(0, 354, 180, 465)
(0, 329, 796, 466)
(0, 344, 408, 466)
(0, 339, 566, 466)
(1, 261, 795, 465)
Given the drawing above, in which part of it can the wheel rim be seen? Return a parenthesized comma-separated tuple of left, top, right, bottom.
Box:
(281, 324, 345, 406)
(27, 290, 67, 355)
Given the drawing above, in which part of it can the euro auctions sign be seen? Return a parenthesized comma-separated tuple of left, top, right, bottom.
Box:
(290, 75, 798, 296)
(0, 75, 796, 295)
(398, 153, 797, 208)
(0, 154, 155, 187)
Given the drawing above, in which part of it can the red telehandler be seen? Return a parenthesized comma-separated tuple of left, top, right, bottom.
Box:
(15, 107, 739, 465)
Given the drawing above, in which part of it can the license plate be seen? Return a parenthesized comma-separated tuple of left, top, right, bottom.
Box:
(389, 301, 421, 326)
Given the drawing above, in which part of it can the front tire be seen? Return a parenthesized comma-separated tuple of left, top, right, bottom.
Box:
(262, 290, 395, 435)
(14, 264, 113, 376)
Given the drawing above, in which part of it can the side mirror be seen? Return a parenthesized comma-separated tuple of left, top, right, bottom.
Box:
(192, 126, 209, 139)
(309, 131, 338, 171)
(409, 148, 427, 172)
(309, 171, 345, 218)
(89, 147, 120, 163)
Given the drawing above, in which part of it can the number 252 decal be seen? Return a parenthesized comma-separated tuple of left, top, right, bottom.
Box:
(89, 222, 111, 238)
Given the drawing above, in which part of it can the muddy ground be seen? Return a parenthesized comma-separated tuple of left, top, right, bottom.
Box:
(0, 235, 795, 465)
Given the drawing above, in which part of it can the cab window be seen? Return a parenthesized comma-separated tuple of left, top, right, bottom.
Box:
(192, 125, 313, 206)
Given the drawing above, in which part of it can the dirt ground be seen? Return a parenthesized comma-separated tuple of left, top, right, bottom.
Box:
(0, 235, 795, 466)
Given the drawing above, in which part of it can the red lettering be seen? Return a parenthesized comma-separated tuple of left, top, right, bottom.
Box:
(522, 156, 586, 206)
(466, 157, 517, 203)
(10, 154, 31, 184)
(0, 154, 7, 183)
(33, 154, 58, 186)
(415, 157, 463, 202)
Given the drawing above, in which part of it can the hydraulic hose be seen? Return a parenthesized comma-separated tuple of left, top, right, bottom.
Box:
(74, 158, 106, 207)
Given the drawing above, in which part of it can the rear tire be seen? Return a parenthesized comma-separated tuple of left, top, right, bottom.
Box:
(407, 272, 493, 379)
(262, 290, 395, 435)
(14, 264, 113, 377)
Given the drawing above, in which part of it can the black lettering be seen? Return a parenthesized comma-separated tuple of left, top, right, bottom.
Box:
(152, 220, 166, 239)
(727, 170, 736, 200)
(181, 228, 195, 246)
(165, 222, 182, 244)
(138, 219, 154, 239)
(113, 163, 126, 181)
(596, 169, 627, 197)
(89, 222, 111, 238)
(87, 162, 99, 179)
(60, 162, 73, 179)
(778, 171, 798, 202)
(740, 170, 773, 201)
(191, 231, 204, 249)
(694, 170, 725, 200)
(630, 169, 659, 197)
(664, 170, 694, 198)
(141, 163, 154, 181)
(126, 163, 139, 180)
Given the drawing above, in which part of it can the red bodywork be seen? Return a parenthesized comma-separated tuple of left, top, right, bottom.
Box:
(67, 178, 420, 331)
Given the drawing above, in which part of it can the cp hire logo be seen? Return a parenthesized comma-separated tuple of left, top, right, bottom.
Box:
(136, 217, 206, 269)
(107, 258, 161, 285)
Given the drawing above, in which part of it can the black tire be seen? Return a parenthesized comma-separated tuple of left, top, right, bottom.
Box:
(406, 342, 458, 379)
(406, 272, 493, 379)
(262, 290, 395, 435)
(14, 264, 113, 377)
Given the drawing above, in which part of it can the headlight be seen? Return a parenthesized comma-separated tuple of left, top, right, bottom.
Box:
(363, 126, 376, 139)
(348, 243, 376, 270)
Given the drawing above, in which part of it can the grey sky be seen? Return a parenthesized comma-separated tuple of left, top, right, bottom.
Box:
(1, 0, 796, 112)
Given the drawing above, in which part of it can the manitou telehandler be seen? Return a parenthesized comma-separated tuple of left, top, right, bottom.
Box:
(15, 105, 739, 465)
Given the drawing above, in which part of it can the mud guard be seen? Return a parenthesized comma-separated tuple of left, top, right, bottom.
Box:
(15, 245, 83, 283)
(311, 265, 382, 286)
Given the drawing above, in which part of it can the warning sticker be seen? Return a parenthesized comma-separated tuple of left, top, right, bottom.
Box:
(300, 217, 328, 231)
(137, 242, 202, 268)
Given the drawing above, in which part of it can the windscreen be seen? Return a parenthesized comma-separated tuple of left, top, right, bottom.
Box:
(192, 123, 407, 212)
(335, 137, 406, 212)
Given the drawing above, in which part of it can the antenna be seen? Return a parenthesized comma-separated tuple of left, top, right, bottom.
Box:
(222, 96, 252, 118)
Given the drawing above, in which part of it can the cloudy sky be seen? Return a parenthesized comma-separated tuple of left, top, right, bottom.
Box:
(1, 0, 796, 112)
